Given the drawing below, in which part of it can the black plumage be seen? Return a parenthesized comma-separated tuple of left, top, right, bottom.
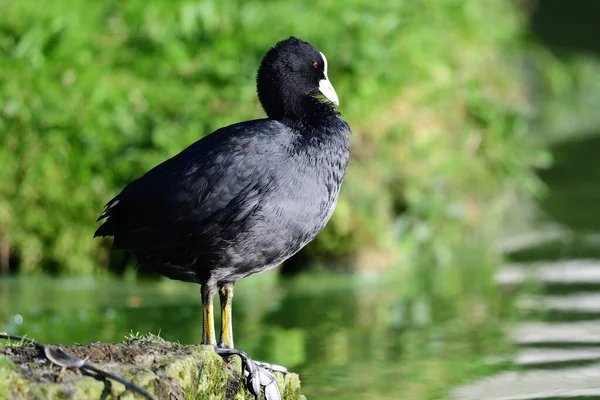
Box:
(95, 37, 350, 289)
(95, 38, 350, 393)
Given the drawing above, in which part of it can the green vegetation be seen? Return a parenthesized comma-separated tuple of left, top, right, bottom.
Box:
(0, 0, 548, 275)
(124, 330, 161, 341)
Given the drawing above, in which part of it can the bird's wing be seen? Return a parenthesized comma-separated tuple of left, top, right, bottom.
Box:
(95, 121, 281, 251)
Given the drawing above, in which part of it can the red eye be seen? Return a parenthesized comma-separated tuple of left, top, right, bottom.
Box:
(313, 61, 318, 69)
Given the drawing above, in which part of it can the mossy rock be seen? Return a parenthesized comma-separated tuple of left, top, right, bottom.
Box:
(0, 336, 303, 400)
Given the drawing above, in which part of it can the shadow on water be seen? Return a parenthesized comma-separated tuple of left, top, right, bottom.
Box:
(530, 0, 600, 56)
(509, 132, 600, 263)
(538, 133, 600, 233)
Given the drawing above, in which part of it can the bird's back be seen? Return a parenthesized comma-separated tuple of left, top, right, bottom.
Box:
(96, 117, 350, 284)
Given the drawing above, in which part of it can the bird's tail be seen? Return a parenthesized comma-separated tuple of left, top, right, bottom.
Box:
(94, 219, 116, 237)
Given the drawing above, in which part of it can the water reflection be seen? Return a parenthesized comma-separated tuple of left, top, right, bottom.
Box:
(1, 273, 506, 399)
(453, 129, 600, 397)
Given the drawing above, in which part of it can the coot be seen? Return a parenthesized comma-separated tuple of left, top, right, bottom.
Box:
(95, 36, 350, 396)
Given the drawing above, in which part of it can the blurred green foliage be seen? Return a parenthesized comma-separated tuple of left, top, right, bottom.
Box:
(0, 0, 546, 275)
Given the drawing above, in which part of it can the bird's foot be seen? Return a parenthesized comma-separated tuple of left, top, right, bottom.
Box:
(214, 347, 284, 400)
(254, 360, 288, 374)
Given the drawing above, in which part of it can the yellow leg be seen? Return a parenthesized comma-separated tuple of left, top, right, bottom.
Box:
(218, 283, 235, 349)
(201, 285, 217, 346)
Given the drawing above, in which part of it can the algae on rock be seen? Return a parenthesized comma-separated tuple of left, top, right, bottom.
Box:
(0, 336, 303, 400)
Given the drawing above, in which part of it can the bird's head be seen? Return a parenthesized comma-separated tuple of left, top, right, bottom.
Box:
(257, 37, 339, 121)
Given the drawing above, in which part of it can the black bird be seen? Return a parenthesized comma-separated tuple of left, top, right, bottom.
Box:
(95, 37, 350, 396)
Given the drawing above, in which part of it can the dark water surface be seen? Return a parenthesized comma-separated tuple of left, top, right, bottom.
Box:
(1, 272, 507, 399)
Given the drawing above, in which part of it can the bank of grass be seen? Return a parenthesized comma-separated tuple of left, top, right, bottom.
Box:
(0, 0, 547, 275)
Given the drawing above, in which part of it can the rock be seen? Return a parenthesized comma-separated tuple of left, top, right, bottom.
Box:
(0, 336, 304, 400)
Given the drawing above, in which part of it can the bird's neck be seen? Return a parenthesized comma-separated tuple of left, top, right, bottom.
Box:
(277, 96, 340, 130)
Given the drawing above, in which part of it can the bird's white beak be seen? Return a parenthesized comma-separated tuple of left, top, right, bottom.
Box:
(319, 78, 339, 106)
(318, 52, 339, 106)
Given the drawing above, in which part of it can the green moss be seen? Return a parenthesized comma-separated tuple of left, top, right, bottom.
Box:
(192, 345, 228, 400)
(33, 382, 106, 400)
(0, 339, 302, 399)
(276, 372, 303, 400)
(0, 357, 20, 399)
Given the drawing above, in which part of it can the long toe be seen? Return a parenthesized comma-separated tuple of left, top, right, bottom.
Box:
(214, 347, 282, 400)
(254, 360, 288, 374)
(249, 366, 280, 400)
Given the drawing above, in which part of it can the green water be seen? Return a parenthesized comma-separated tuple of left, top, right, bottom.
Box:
(1, 271, 508, 399)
